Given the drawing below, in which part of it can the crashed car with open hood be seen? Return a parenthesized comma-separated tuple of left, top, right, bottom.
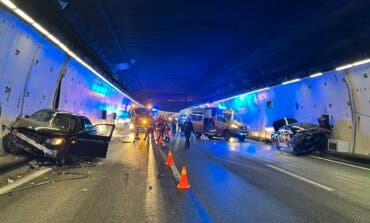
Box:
(4, 109, 115, 164)
(271, 118, 331, 155)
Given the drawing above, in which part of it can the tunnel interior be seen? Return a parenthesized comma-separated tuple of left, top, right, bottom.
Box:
(8, 0, 370, 111)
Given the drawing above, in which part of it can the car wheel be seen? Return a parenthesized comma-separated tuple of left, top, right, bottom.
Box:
(223, 130, 231, 140)
(5, 134, 20, 155)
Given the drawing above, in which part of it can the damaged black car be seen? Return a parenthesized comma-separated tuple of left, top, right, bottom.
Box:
(4, 109, 115, 164)
(271, 118, 331, 155)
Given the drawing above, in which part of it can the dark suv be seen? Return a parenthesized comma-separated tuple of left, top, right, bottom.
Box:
(5, 109, 115, 164)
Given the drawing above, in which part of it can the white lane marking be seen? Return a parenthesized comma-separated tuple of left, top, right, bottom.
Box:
(266, 164, 334, 191)
(0, 168, 52, 195)
(170, 165, 180, 181)
(144, 137, 163, 220)
(308, 155, 370, 171)
(156, 142, 181, 181)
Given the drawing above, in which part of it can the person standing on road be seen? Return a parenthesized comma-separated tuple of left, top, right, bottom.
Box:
(171, 119, 177, 134)
(183, 117, 194, 150)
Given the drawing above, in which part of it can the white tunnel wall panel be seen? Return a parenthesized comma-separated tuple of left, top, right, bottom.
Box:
(219, 71, 352, 143)
(59, 60, 131, 122)
(0, 9, 41, 123)
(0, 8, 138, 154)
(23, 40, 67, 116)
(346, 64, 370, 155)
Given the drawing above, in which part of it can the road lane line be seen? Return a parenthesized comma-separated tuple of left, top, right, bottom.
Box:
(308, 155, 370, 171)
(0, 167, 52, 195)
(170, 164, 180, 181)
(156, 142, 181, 181)
(266, 164, 334, 191)
(144, 138, 163, 221)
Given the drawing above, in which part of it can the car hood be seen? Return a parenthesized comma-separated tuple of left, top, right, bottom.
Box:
(273, 118, 298, 132)
(11, 117, 70, 134)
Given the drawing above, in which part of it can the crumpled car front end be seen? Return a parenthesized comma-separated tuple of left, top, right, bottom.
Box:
(290, 128, 331, 155)
(7, 128, 68, 160)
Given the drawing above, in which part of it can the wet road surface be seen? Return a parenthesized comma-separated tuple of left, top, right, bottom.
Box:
(1, 135, 370, 222)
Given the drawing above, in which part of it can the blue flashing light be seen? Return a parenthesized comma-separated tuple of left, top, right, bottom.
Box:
(91, 83, 110, 96)
(217, 103, 227, 110)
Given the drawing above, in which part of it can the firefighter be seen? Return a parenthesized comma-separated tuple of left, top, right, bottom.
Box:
(171, 118, 177, 134)
(183, 117, 194, 150)
(132, 113, 140, 139)
(144, 115, 155, 140)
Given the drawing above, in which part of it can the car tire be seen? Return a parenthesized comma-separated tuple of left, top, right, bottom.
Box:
(4, 134, 20, 155)
(2, 134, 10, 153)
(223, 130, 231, 140)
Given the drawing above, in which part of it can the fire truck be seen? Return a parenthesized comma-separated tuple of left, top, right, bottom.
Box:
(181, 107, 248, 141)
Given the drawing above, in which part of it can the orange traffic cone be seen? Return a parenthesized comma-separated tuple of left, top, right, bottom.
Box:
(177, 166, 190, 189)
(166, 150, 175, 166)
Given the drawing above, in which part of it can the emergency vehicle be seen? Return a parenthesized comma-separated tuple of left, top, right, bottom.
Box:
(181, 107, 248, 141)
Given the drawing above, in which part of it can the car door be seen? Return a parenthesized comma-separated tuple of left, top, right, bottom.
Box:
(70, 118, 115, 158)
(216, 114, 226, 135)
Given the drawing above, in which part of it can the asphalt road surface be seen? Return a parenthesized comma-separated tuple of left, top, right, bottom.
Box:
(1, 134, 370, 223)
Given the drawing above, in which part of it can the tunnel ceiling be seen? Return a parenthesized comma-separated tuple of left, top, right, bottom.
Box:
(11, 0, 370, 111)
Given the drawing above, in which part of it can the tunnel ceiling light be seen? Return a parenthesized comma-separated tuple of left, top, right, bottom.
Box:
(257, 87, 270, 91)
(309, 72, 323, 78)
(0, 0, 142, 107)
(352, 58, 370, 66)
(32, 23, 49, 36)
(14, 8, 34, 24)
(213, 86, 270, 104)
(1, 0, 16, 9)
(282, 78, 300, 85)
(335, 64, 353, 71)
(57, 43, 70, 53)
(46, 33, 61, 45)
(199, 56, 370, 109)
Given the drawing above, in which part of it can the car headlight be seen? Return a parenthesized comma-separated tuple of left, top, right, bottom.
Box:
(45, 138, 64, 146)
(230, 123, 238, 129)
